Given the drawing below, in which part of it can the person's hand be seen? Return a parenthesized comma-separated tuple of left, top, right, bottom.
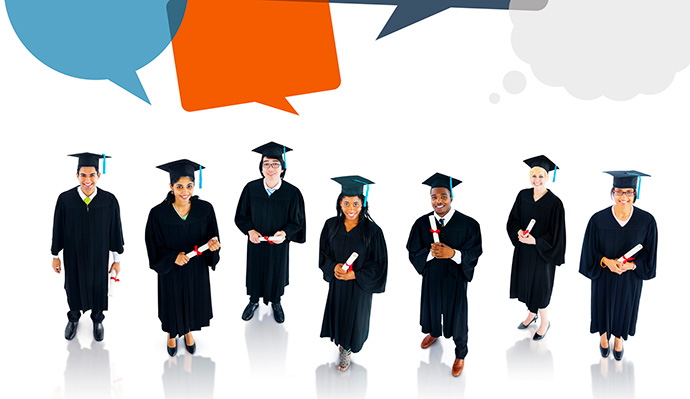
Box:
(207, 237, 221, 252)
(109, 262, 120, 276)
(518, 233, 536, 245)
(52, 258, 61, 274)
(248, 230, 262, 244)
(602, 257, 625, 275)
(431, 243, 455, 259)
(620, 261, 636, 271)
(273, 231, 286, 245)
(334, 264, 355, 280)
(175, 252, 190, 266)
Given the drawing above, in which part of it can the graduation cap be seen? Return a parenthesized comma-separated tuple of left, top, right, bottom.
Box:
(422, 173, 461, 198)
(253, 141, 292, 168)
(604, 170, 650, 199)
(332, 175, 375, 206)
(69, 152, 110, 173)
(156, 159, 206, 188)
(524, 155, 558, 182)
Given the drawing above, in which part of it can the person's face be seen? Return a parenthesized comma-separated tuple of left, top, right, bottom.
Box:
(170, 177, 194, 203)
(261, 157, 283, 179)
(77, 167, 100, 193)
(530, 169, 547, 190)
(612, 187, 635, 207)
(430, 187, 452, 217)
(340, 196, 363, 221)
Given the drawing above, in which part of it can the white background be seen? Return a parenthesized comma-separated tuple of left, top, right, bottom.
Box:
(1, 3, 687, 399)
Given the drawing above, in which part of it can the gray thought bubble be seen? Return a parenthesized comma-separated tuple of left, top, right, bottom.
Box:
(503, 71, 527, 94)
(510, 0, 690, 100)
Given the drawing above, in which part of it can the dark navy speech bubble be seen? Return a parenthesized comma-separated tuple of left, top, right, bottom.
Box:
(279, 0, 547, 39)
(6, 0, 187, 104)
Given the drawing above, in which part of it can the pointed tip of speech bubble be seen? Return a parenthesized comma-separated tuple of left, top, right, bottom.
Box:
(109, 71, 151, 104)
(257, 98, 299, 115)
(376, 4, 450, 40)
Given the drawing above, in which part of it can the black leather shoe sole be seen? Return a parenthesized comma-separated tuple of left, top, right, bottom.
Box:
(242, 302, 259, 321)
(272, 303, 285, 323)
(65, 321, 78, 340)
(93, 322, 104, 342)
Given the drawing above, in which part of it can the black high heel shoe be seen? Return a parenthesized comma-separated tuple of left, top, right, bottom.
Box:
(185, 335, 196, 354)
(517, 314, 538, 330)
(600, 342, 610, 358)
(167, 337, 177, 357)
(533, 322, 551, 341)
(613, 346, 624, 361)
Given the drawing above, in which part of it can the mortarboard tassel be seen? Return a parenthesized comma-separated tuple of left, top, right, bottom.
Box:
(636, 174, 641, 199)
(102, 153, 106, 174)
(199, 165, 203, 189)
(552, 165, 557, 183)
(283, 146, 287, 169)
(449, 176, 453, 198)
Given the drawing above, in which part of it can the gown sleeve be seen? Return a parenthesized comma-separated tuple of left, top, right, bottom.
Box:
(459, 218, 483, 282)
(534, 197, 566, 266)
(318, 220, 338, 283)
(506, 193, 522, 247)
(282, 188, 306, 244)
(354, 225, 388, 294)
(145, 208, 179, 275)
(579, 214, 606, 280)
(108, 195, 125, 254)
(632, 216, 658, 281)
(202, 203, 221, 271)
(51, 195, 65, 256)
(234, 184, 255, 235)
(406, 218, 430, 275)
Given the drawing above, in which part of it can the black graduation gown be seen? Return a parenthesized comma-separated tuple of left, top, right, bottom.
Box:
(579, 207, 658, 339)
(235, 179, 306, 304)
(51, 187, 125, 313)
(506, 189, 566, 312)
(319, 217, 388, 353)
(145, 197, 220, 337)
(406, 210, 482, 350)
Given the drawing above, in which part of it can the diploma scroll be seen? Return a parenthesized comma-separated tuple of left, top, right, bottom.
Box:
(259, 236, 285, 242)
(108, 270, 119, 297)
(186, 237, 219, 258)
(429, 215, 440, 243)
(342, 252, 359, 271)
(618, 244, 643, 264)
(523, 219, 536, 236)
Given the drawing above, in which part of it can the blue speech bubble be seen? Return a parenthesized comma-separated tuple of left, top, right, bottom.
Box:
(282, 0, 547, 39)
(6, 0, 187, 104)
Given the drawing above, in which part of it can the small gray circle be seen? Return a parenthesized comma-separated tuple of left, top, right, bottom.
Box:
(489, 93, 500, 104)
(503, 71, 527, 94)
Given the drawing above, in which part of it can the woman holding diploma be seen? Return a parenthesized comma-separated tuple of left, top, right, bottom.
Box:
(579, 171, 657, 360)
(507, 156, 566, 340)
(319, 176, 388, 371)
(145, 160, 221, 356)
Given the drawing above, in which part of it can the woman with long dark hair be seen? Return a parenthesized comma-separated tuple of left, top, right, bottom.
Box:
(145, 160, 221, 356)
(319, 176, 388, 371)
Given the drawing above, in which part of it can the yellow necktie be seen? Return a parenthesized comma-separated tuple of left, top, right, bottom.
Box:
(84, 197, 91, 205)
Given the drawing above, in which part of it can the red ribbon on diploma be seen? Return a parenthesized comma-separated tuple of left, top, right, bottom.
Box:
(194, 245, 202, 256)
(264, 236, 274, 245)
(523, 230, 531, 236)
(344, 263, 352, 272)
(110, 276, 120, 282)
(430, 229, 440, 234)
(621, 256, 635, 265)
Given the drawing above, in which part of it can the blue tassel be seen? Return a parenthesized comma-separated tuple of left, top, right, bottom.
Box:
(636, 174, 641, 199)
(449, 176, 453, 198)
(552, 165, 557, 183)
(283, 146, 287, 169)
(199, 165, 203, 189)
(353, 179, 370, 207)
(102, 153, 106, 174)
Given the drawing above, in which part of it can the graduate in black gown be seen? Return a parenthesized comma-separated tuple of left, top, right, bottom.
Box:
(145, 160, 221, 356)
(579, 171, 657, 361)
(235, 142, 306, 323)
(406, 173, 482, 377)
(320, 176, 387, 371)
(51, 153, 124, 342)
(507, 155, 566, 340)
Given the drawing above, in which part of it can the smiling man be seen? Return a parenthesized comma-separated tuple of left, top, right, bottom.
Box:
(51, 153, 124, 342)
(406, 173, 482, 377)
(235, 142, 306, 323)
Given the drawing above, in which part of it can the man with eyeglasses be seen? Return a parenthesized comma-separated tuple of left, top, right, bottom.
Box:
(235, 142, 306, 323)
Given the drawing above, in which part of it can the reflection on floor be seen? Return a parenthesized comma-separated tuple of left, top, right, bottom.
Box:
(244, 310, 288, 375)
(161, 353, 216, 399)
(64, 338, 114, 399)
(506, 333, 554, 378)
(417, 343, 466, 399)
(315, 361, 368, 399)
(590, 358, 635, 399)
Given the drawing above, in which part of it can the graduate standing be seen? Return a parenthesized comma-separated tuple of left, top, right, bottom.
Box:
(507, 155, 566, 340)
(579, 171, 658, 360)
(145, 160, 221, 356)
(319, 176, 387, 371)
(51, 153, 124, 341)
(235, 142, 306, 323)
(406, 173, 482, 377)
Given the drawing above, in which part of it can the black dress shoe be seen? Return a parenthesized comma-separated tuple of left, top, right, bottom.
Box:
(242, 301, 259, 321)
(65, 321, 78, 340)
(167, 338, 177, 357)
(93, 322, 104, 342)
(533, 322, 550, 341)
(600, 343, 610, 358)
(613, 346, 624, 361)
(272, 303, 285, 323)
(185, 339, 196, 355)
(517, 314, 538, 330)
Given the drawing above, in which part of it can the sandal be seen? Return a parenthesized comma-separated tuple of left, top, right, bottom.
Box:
(338, 345, 352, 371)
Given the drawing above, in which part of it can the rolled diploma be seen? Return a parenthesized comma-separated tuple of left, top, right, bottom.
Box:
(523, 219, 536, 236)
(259, 236, 284, 242)
(342, 252, 359, 271)
(186, 243, 209, 258)
(618, 244, 643, 263)
(108, 270, 118, 297)
(429, 215, 440, 243)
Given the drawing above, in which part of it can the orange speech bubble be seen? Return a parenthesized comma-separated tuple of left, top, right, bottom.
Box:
(171, 0, 341, 114)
